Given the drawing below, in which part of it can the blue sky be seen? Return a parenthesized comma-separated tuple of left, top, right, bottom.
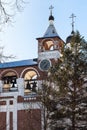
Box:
(0, 0, 87, 61)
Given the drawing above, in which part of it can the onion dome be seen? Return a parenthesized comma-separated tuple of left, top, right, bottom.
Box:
(49, 15, 54, 21)
(66, 13, 76, 44)
(66, 31, 74, 44)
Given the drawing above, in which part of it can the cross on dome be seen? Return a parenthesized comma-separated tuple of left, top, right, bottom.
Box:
(69, 13, 76, 34)
(49, 5, 54, 16)
(49, 5, 54, 21)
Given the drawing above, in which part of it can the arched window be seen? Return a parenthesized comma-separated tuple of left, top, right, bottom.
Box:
(1, 70, 18, 92)
(43, 40, 54, 51)
(24, 70, 37, 80)
(24, 70, 38, 94)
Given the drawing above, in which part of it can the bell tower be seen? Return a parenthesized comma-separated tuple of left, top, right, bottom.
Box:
(37, 6, 64, 71)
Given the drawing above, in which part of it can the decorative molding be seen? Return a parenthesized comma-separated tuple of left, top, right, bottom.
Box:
(20, 67, 40, 78)
(0, 69, 19, 79)
(38, 50, 61, 60)
(0, 101, 41, 112)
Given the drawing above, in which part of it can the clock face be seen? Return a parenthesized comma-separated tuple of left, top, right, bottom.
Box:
(39, 59, 51, 71)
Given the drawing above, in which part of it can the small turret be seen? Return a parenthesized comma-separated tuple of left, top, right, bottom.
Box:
(43, 5, 59, 38)
(66, 13, 76, 44)
(49, 5, 54, 25)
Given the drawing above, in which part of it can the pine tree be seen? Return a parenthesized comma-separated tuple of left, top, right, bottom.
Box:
(38, 79, 58, 130)
(43, 31, 87, 130)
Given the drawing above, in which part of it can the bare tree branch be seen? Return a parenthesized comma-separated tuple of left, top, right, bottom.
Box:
(0, 0, 28, 29)
(0, 46, 16, 63)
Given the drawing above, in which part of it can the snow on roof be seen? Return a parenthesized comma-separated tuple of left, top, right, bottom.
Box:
(0, 59, 37, 69)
